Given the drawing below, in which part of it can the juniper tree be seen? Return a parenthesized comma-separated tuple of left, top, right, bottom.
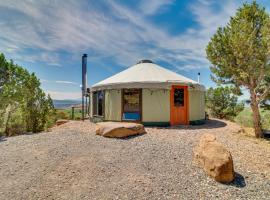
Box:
(206, 87, 244, 120)
(0, 53, 55, 135)
(0, 53, 9, 92)
(206, 1, 270, 138)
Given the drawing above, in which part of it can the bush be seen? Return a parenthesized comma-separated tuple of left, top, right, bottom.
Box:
(56, 110, 69, 120)
(206, 86, 244, 120)
(234, 108, 253, 127)
(75, 116, 81, 120)
(235, 108, 270, 130)
(0, 53, 56, 136)
(4, 109, 25, 136)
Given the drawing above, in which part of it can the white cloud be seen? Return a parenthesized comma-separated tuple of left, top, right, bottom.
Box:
(139, 0, 174, 15)
(177, 64, 204, 72)
(46, 90, 81, 100)
(55, 80, 77, 85)
(189, 0, 237, 37)
(0, 0, 239, 71)
(41, 79, 78, 85)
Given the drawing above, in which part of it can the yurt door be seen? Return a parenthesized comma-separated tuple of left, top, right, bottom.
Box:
(170, 85, 188, 125)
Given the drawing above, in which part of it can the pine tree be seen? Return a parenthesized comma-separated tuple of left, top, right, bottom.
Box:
(206, 2, 270, 138)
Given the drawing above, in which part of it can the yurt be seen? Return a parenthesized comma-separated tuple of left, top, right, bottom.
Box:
(90, 60, 205, 126)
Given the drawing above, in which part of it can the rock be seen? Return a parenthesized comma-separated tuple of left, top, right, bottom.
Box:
(96, 122, 146, 138)
(56, 119, 69, 126)
(193, 134, 234, 183)
(237, 127, 245, 134)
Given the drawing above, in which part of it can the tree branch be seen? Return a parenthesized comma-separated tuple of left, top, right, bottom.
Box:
(258, 87, 270, 102)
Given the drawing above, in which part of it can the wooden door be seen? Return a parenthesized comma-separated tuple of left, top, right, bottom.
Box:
(170, 85, 188, 125)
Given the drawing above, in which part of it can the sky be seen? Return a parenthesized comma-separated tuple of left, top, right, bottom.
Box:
(0, 0, 270, 100)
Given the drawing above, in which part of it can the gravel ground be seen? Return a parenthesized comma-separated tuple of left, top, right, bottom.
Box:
(0, 119, 270, 200)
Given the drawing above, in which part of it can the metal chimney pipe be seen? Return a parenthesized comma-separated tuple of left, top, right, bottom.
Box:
(197, 72, 200, 83)
(82, 54, 87, 121)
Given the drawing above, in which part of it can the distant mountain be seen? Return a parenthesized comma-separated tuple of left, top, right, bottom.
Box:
(53, 99, 81, 109)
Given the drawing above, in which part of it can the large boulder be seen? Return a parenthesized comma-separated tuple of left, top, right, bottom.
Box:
(96, 122, 146, 138)
(193, 134, 234, 183)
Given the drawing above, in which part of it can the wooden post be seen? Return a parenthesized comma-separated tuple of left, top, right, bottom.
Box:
(82, 92, 84, 121)
(88, 95, 90, 115)
(82, 54, 87, 121)
(85, 96, 88, 117)
(71, 106, 75, 120)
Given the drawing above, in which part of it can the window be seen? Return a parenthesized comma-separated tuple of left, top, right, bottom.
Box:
(93, 92, 97, 115)
(174, 88, 184, 106)
(122, 89, 141, 121)
(93, 91, 104, 116)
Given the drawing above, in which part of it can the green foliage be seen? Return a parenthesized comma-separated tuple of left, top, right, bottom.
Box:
(260, 77, 270, 109)
(207, 1, 270, 89)
(206, 1, 270, 137)
(0, 53, 9, 91)
(56, 110, 70, 120)
(206, 86, 244, 120)
(56, 108, 82, 120)
(235, 107, 270, 130)
(0, 53, 56, 136)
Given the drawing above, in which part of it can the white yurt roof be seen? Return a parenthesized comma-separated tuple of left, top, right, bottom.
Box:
(91, 60, 205, 91)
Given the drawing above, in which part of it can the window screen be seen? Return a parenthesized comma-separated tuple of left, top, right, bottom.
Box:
(174, 88, 184, 106)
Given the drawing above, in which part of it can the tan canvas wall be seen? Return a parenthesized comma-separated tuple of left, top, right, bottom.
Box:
(90, 92, 93, 117)
(142, 89, 170, 122)
(189, 90, 205, 121)
(92, 87, 204, 123)
(104, 89, 121, 121)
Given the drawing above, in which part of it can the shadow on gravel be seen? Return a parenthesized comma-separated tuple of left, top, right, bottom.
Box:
(24, 132, 40, 135)
(117, 132, 147, 140)
(154, 119, 227, 130)
(263, 130, 270, 140)
(226, 172, 246, 188)
(0, 137, 7, 143)
(188, 119, 227, 130)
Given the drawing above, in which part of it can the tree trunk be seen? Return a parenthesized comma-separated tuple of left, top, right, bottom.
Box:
(250, 90, 263, 138)
(3, 105, 11, 136)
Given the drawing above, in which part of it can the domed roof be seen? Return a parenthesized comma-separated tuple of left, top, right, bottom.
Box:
(92, 61, 204, 91)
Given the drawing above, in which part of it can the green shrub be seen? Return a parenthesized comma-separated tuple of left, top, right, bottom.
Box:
(3, 109, 25, 136)
(235, 108, 270, 130)
(234, 108, 253, 127)
(75, 116, 81, 120)
(261, 110, 270, 130)
(206, 86, 244, 120)
(0, 53, 56, 136)
(56, 110, 69, 120)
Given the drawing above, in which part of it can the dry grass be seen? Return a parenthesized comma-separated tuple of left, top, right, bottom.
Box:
(232, 126, 270, 149)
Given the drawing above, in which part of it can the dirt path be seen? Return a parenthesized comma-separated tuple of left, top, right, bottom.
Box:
(0, 119, 269, 199)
